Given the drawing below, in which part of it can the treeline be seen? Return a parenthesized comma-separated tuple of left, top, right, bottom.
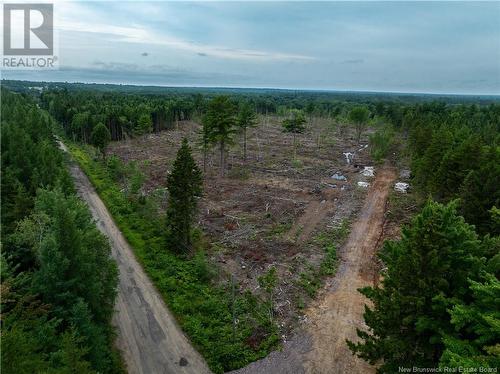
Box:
(38, 86, 421, 145)
(350, 101, 500, 371)
(349, 201, 499, 370)
(1, 89, 120, 373)
(404, 102, 500, 234)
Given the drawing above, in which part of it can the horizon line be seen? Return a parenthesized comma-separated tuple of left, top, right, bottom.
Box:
(2, 78, 500, 98)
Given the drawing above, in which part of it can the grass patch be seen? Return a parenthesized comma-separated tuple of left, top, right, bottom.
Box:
(294, 220, 349, 298)
(68, 144, 279, 373)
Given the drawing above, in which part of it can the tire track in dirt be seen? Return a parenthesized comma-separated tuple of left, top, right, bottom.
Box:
(59, 141, 211, 374)
(231, 165, 396, 374)
(303, 165, 396, 374)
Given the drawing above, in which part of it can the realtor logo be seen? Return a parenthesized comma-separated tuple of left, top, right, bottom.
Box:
(2, 3, 57, 69)
(3, 3, 53, 55)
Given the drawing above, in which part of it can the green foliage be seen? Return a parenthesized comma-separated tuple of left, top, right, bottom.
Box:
(408, 103, 499, 234)
(165, 138, 203, 253)
(1, 89, 121, 373)
(90, 122, 111, 154)
(369, 126, 395, 162)
(348, 201, 493, 373)
(297, 266, 321, 298)
(319, 244, 337, 276)
(258, 267, 278, 323)
(69, 145, 280, 373)
(282, 109, 306, 135)
(282, 109, 307, 158)
(460, 146, 500, 235)
(134, 113, 153, 135)
(237, 101, 258, 161)
(202, 96, 237, 176)
(440, 274, 500, 369)
(348, 106, 370, 142)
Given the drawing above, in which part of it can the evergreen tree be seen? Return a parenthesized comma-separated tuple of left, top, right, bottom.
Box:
(202, 96, 236, 177)
(90, 123, 111, 156)
(134, 113, 152, 135)
(440, 274, 500, 369)
(348, 201, 486, 372)
(165, 139, 203, 253)
(460, 146, 500, 235)
(348, 106, 370, 143)
(236, 102, 258, 161)
(282, 109, 306, 159)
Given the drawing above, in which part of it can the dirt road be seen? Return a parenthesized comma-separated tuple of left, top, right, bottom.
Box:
(60, 142, 211, 374)
(232, 166, 396, 374)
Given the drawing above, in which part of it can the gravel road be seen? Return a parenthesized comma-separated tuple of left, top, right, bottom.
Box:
(60, 141, 211, 374)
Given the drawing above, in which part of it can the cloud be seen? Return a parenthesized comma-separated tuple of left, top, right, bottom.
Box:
(342, 59, 364, 64)
(56, 19, 315, 62)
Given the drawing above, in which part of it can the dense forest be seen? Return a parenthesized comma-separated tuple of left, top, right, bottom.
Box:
(1, 81, 499, 373)
(1, 89, 121, 373)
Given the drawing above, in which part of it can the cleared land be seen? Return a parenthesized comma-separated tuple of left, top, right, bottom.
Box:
(107, 116, 375, 334)
(231, 165, 396, 374)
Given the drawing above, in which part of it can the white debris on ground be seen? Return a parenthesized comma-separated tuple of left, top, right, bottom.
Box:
(361, 166, 375, 177)
(357, 181, 370, 188)
(331, 172, 347, 181)
(343, 152, 354, 164)
(394, 182, 410, 193)
(358, 144, 369, 152)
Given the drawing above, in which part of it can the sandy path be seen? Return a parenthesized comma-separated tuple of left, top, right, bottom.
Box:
(304, 166, 396, 373)
(60, 142, 211, 374)
(287, 199, 333, 243)
(231, 165, 395, 374)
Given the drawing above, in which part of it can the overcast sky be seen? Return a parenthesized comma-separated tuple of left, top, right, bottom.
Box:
(3, 1, 500, 94)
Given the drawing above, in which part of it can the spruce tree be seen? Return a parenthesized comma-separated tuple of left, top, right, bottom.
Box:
(165, 138, 203, 253)
(282, 109, 306, 159)
(202, 96, 236, 177)
(348, 201, 486, 372)
(236, 102, 258, 161)
(90, 123, 111, 156)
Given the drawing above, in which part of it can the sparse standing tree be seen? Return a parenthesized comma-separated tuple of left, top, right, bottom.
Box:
(236, 102, 258, 162)
(165, 138, 203, 253)
(282, 109, 306, 160)
(349, 106, 370, 143)
(202, 96, 236, 177)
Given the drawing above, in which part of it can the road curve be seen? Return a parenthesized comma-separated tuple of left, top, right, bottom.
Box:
(59, 141, 211, 374)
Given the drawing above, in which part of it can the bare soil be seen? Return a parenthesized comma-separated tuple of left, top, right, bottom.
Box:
(107, 116, 374, 334)
(231, 165, 396, 374)
(59, 141, 211, 374)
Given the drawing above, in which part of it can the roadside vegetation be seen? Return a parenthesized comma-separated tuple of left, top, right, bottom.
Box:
(349, 102, 500, 370)
(68, 143, 280, 373)
(1, 89, 122, 374)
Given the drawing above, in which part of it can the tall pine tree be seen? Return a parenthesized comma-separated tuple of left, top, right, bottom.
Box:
(348, 201, 487, 372)
(165, 138, 203, 253)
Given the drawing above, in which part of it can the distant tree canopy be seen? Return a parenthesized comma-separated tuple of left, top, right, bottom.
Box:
(407, 102, 500, 234)
(165, 139, 203, 253)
